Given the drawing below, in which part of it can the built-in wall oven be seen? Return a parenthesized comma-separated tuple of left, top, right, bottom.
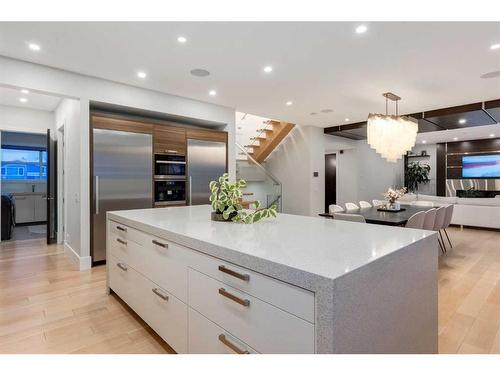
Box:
(154, 154, 186, 206)
(154, 154, 186, 179)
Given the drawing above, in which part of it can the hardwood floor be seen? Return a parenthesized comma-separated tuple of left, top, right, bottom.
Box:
(1, 226, 499, 354)
(438, 226, 500, 353)
(0, 238, 173, 354)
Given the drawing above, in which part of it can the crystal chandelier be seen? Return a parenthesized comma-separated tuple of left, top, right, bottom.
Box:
(367, 92, 418, 163)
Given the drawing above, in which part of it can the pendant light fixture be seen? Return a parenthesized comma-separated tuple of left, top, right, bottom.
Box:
(367, 92, 418, 163)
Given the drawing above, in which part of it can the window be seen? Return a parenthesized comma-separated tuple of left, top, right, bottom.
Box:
(1, 148, 47, 180)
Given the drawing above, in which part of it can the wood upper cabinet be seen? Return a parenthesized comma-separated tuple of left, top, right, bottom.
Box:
(91, 115, 154, 134)
(186, 128, 227, 143)
(154, 125, 187, 155)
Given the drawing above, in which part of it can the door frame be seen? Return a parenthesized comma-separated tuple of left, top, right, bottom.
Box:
(57, 123, 66, 244)
(324, 153, 337, 213)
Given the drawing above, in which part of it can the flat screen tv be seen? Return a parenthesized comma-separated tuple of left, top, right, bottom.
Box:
(462, 154, 500, 178)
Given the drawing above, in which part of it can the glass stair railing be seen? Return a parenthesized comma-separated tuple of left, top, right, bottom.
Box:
(235, 142, 282, 212)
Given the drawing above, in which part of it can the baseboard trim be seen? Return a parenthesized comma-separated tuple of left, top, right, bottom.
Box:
(64, 242, 91, 271)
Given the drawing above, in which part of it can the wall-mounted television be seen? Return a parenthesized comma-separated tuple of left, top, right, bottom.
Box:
(462, 154, 500, 178)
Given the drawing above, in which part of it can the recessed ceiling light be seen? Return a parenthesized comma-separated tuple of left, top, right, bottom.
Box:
(453, 137, 458, 141)
(355, 25, 368, 34)
(490, 134, 495, 137)
(190, 69, 210, 77)
(263, 66, 273, 73)
(177, 36, 187, 43)
(490, 43, 500, 50)
(19, 98, 28, 103)
(458, 118, 467, 125)
(344, 118, 350, 122)
(21, 89, 29, 94)
(209, 90, 217, 96)
(422, 140, 427, 144)
(137, 71, 147, 79)
(28, 43, 41, 51)
(285, 101, 293, 106)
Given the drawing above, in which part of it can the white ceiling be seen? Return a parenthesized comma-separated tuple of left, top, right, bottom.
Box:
(0, 85, 61, 111)
(0, 22, 499, 126)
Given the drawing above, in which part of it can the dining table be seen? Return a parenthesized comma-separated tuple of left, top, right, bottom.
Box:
(318, 205, 434, 226)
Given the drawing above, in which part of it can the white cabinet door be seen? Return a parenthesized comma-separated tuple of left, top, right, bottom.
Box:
(34, 195, 47, 222)
(14, 195, 35, 224)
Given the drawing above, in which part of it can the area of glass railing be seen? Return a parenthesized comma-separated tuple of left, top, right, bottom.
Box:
(235, 143, 282, 212)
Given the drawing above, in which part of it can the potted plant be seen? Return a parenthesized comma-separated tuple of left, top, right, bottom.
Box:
(209, 173, 277, 224)
(405, 161, 431, 193)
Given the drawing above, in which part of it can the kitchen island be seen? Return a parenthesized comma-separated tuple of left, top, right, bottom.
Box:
(106, 205, 438, 354)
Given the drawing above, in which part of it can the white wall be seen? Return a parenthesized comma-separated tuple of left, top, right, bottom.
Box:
(266, 129, 406, 216)
(356, 142, 404, 202)
(0, 56, 235, 270)
(0, 104, 54, 134)
(54, 98, 83, 265)
(266, 126, 325, 216)
(324, 135, 358, 206)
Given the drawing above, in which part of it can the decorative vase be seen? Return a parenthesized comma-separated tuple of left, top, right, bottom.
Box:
(386, 201, 400, 211)
(211, 211, 236, 222)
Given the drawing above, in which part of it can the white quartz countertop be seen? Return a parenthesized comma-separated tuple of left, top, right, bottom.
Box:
(107, 205, 435, 289)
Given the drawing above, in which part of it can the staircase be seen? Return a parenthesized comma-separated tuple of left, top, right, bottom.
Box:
(242, 120, 295, 163)
(235, 113, 295, 213)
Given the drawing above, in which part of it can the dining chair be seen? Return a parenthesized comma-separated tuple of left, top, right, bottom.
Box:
(345, 202, 359, 211)
(329, 204, 344, 214)
(372, 199, 385, 207)
(405, 211, 425, 229)
(422, 208, 436, 230)
(359, 200, 372, 208)
(433, 206, 447, 253)
(442, 205, 454, 249)
(411, 201, 434, 207)
(333, 213, 366, 223)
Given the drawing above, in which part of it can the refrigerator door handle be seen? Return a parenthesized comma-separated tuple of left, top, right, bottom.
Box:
(95, 175, 99, 215)
(189, 175, 192, 205)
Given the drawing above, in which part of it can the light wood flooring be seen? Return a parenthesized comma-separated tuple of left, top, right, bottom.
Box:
(0, 239, 173, 354)
(1, 226, 499, 354)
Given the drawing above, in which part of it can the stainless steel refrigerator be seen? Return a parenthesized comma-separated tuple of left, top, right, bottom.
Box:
(92, 129, 153, 264)
(187, 139, 226, 205)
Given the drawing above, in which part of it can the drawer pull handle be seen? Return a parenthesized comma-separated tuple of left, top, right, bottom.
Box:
(116, 238, 127, 245)
(116, 263, 128, 271)
(218, 265, 250, 281)
(116, 226, 127, 232)
(152, 239, 168, 248)
(152, 288, 169, 301)
(218, 288, 250, 307)
(218, 334, 250, 354)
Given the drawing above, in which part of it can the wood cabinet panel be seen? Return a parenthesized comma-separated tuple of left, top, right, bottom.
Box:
(91, 115, 154, 134)
(186, 128, 227, 143)
(154, 125, 186, 155)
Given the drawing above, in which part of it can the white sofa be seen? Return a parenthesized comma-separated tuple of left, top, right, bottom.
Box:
(398, 193, 500, 230)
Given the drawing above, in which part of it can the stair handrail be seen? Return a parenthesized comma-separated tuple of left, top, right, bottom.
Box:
(235, 142, 282, 187)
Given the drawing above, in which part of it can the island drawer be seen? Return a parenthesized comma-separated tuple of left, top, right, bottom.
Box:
(108, 254, 188, 353)
(189, 255, 315, 323)
(188, 269, 315, 354)
(188, 308, 258, 354)
(108, 229, 193, 302)
(109, 220, 150, 246)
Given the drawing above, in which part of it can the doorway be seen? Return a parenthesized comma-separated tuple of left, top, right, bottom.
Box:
(324, 153, 337, 213)
(0, 131, 50, 241)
